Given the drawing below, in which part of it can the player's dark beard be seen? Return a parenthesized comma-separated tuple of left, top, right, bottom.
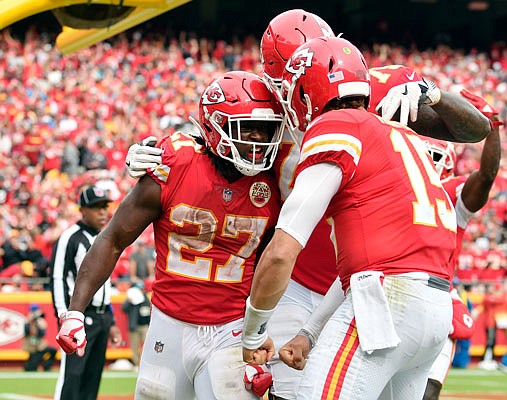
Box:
(207, 151, 244, 183)
(193, 136, 244, 183)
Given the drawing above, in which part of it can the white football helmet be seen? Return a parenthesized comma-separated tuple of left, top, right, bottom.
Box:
(423, 136, 456, 179)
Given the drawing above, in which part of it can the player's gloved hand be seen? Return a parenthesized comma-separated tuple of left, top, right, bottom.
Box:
(56, 311, 87, 357)
(377, 78, 441, 125)
(460, 88, 498, 118)
(460, 88, 503, 128)
(243, 364, 272, 397)
(125, 136, 162, 178)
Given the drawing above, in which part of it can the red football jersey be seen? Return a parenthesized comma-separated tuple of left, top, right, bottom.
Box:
(296, 109, 457, 291)
(147, 132, 280, 325)
(442, 175, 468, 273)
(367, 65, 423, 113)
(276, 64, 424, 295)
(274, 130, 338, 295)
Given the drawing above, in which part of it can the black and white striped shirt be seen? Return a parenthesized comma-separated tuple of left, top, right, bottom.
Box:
(50, 220, 112, 319)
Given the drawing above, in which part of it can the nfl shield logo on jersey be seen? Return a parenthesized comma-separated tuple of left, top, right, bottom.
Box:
(223, 188, 233, 202)
(154, 341, 164, 353)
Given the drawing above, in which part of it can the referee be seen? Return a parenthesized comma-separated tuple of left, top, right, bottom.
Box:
(50, 186, 122, 400)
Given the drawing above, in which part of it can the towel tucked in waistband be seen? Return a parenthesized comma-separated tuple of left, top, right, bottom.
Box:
(350, 271, 401, 354)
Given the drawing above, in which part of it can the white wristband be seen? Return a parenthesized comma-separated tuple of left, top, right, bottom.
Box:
(241, 297, 275, 350)
(60, 310, 84, 322)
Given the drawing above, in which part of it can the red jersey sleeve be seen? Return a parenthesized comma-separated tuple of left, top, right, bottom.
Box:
(147, 132, 203, 185)
(296, 109, 363, 185)
(368, 65, 423, 113)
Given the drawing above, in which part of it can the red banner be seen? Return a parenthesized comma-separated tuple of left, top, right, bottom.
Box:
(0, 292, 131, 361)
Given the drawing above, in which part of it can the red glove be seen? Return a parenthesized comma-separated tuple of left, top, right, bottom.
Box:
(243, 364, 272, 397)
(460, 88, 498, 118)
(460, 88, 503, 129)
(449, 298, 475, 340)
(56, 311, 87, 357)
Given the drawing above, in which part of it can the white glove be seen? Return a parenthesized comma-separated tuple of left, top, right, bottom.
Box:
(56, 311, 87, 357)
(125, 136, 162, 178)
(376, 78, 441, 125)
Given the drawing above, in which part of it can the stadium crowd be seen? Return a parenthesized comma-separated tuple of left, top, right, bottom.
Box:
(0, 27, 505, 298)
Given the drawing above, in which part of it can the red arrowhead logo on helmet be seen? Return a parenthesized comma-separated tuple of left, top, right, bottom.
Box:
(285, 47, 314, 75)
(202, 82, 226, 105)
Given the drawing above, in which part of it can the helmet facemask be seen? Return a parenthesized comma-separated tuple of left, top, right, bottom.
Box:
(280, 65, 312, 133)
(425, 141, 456, 179)
(206, 108, 284, 176)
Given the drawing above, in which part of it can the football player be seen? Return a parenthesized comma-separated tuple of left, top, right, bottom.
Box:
(421, 89, 502, 400)
(125, 10, 492, 400)
(56, 71, 284, 400)
(276, 80, 501, 400)
(242, 35, 456, 400)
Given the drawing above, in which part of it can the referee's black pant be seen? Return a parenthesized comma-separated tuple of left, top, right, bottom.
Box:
(54, 309, 114, 400)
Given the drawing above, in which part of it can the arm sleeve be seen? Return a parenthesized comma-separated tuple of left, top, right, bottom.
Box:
(455, 192, 475, 229)
(276, 163, 343, 247)
(303, 276, 345, 341)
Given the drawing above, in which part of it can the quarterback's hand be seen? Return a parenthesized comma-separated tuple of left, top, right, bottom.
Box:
(377, 78, 441, 125)
(279, 334, 312, 370)
(56, 311, 87, 357)
(243, 364, 272, 397)
(242, 336, 275, 366)
(125, 136, 162, 178)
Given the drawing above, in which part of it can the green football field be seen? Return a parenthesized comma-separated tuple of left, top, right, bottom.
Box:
(0, 367, 505, 399)
(0, 370, 137, 398)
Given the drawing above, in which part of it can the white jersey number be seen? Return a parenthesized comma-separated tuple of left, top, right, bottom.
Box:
(166, 204, 268, 282)
(391, 130, 456, 232)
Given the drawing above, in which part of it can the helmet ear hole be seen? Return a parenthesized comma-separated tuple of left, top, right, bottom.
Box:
(299, 85, 307, 104)
(203, 123, 213, 134)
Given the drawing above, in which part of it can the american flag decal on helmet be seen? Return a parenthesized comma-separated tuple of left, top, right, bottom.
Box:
(329, 71, 344, 83)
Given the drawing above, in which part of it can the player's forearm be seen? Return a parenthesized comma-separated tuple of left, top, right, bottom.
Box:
(69, 238, 121, 311)
(478, 122, 501, 183)
(250, 236, 299, 310)
(461, 125, 501, 212)
(412, 90, 490, 143)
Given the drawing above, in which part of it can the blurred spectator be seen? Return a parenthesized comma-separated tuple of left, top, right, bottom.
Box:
(11, 178, 32, 208)
(22, 304, 57, 371)
(121, 282, 151, 368)
(128, 240, 155, 286)
(478, 283, 507, 370)
(0, 228, 48, 279)
(61, 137, 81, 176)
(0, 175, 9, 205)
(222, 44, 236, 70)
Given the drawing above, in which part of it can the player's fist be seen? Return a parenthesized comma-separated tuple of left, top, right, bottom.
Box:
(56, 311, 87, 357)
(377, 78, 441, 125)
(125, 136, 162, 178)
(449, 298, 475, 340)
(244, 364, 272, 397)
